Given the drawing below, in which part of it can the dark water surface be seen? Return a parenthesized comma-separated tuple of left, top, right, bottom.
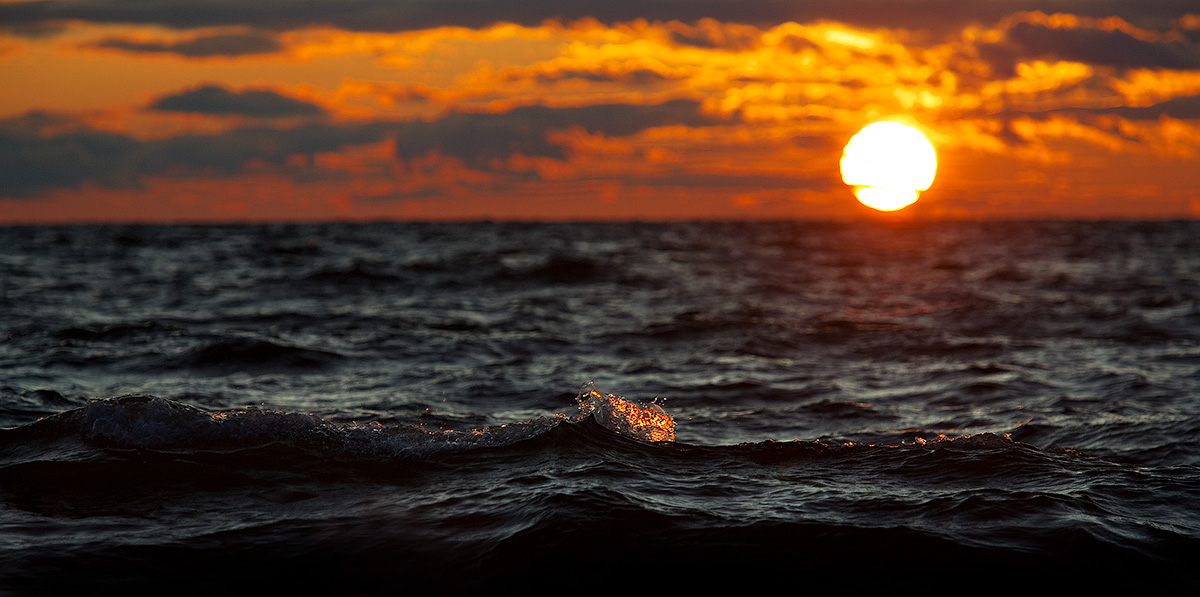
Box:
(2, 221, 1199, 591)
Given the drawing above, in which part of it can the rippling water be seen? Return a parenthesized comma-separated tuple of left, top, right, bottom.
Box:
(2, 221, 1199, 591)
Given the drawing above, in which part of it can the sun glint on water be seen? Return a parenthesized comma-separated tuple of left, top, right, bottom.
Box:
(578, 384, 675, 443)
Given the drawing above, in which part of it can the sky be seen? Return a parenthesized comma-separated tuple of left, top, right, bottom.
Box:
(1, 0, 1199, 222)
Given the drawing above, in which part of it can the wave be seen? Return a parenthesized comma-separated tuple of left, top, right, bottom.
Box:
(161, 336, 345, 371)
(0, 383, 675, 461)
(295, 261, 407, 289)
(1, 381, 1059, 476)
(5, 384, 1197, 591)
(0, 382, 1093, 484)
(54, 321, 180, 342)
(0, 388, 84, 427)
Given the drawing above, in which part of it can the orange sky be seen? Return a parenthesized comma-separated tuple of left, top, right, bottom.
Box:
(2, 2, 1199, 222)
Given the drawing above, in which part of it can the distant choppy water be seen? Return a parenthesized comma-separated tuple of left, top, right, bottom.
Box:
(2, 221, 1199, 591)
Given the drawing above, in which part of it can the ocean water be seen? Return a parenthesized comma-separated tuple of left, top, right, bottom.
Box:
(1, 220, 1198, 591)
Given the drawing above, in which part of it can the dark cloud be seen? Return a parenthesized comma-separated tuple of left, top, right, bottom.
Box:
(979, 20, 1200, 77)
(1099, 93, 1200, 120)
(666, 21, 759, 50)
(89, 33, 281, 58)
(521, 68, 676, 85)
(1, 0, 1197, 35)
(151, 86, 325, 117)
(777, 35, 820, 53)
(638, 172, 832, 190)
(392, 100, 725, 166)
(0, 114, 141, 196)
(0, 99, 727, 197)
(1002, 21, 1200, 70)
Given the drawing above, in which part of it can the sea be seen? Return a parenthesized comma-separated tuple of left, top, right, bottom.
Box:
(1, 220, 1198, 592)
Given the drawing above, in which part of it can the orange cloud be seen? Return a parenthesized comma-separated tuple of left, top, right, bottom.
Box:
(3, 9, 1200, 222)
(1006, 11, 1164, 41)
(81, 28, 283, 59)
(1111, 69, 1200, 107)
(1010, 115, 1131, 154)
(0, 40, 22, 60)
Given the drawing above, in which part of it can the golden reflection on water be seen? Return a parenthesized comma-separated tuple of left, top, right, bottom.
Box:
(587, 389, 676, 443)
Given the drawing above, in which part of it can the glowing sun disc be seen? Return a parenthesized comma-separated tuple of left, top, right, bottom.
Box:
(854, 186, 918, 211)
(840, 121, 937, 211)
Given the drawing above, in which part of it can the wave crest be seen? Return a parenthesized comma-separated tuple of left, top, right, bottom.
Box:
(576, 382, 675, 442)
(22, 386, 680, 461)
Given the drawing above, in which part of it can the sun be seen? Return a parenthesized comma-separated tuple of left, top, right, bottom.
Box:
(840, 121, 937, 211)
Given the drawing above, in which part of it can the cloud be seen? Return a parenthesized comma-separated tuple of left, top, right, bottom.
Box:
(0, 99, 726, 197)
(994, 20, 1200, 72)
(665, 19, 761, 50)
(391, 100, 725, 165)
(151, 85, 325, 117)
(1104, 93, 1200, 120)
(88, 33, 282, 58)
(2, 0, 1197, 35)
(973, 13, 1200, 80)
(0, 113, 141, 196)
(0, 40, 23, 59)
(519, 68, 677, 85)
